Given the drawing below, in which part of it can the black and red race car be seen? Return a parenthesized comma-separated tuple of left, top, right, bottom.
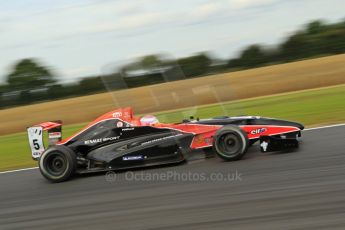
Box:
(27, 107, 304, 182)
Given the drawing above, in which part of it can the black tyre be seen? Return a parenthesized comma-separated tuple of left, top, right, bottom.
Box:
(213, 125, 249, 161)
(39, 145, 77, 183)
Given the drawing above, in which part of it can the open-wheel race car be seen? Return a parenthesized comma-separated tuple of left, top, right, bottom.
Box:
(27, 107, 304, 182)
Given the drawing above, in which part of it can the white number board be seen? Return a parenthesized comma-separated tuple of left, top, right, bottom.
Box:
(27, 127, 45, 159)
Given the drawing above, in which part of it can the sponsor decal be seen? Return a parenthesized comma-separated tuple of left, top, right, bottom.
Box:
(123, 155, 144, 161)
(117, 121, 123, 128)
(122, 127, 134, 131)
(84, 136, 120, 145)
(112, 112, 122, 118)
(141, 134, 182, 145)
(32, 152, 41, 157)
(260, 141, 268, 152)
(250, 128, 267, 135)
(49, 132, 61, 139)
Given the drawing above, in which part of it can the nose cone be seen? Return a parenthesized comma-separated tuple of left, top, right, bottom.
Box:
(277, 120, 304, 130)
(289, 121, 304, 130)
(257, 118, 304, 130)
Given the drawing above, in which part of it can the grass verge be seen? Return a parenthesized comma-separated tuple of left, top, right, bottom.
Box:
(1, 85, 344, 172)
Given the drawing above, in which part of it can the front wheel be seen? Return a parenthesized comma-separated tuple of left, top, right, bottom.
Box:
(39, 145, 77, 183)
(213, 125, 249, 161)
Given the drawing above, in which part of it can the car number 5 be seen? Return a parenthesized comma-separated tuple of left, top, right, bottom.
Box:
(33, 139, 40, 150)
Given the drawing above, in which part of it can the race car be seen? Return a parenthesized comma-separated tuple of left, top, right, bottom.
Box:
(27, 107, 304, 182)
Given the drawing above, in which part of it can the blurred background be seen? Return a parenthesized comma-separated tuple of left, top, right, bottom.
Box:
(0, 0, 345, 169)
(1, 0, 345, 108)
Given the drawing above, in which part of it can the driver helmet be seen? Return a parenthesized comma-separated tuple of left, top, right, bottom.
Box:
(140, 115, 159, 126)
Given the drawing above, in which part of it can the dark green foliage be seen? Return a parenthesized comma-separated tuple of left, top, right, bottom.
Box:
(124, 73, 165, 88)
(6, 58, 56, 91)
(78, 76, 105, 94)
(228, 19, 345, 68)
(177, 53, 212, 78)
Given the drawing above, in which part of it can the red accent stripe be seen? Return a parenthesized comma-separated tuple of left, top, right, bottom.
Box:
(34, 122, 61, 131)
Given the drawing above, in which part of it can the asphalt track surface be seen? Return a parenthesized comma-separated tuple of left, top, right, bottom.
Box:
(0, 126, 344, 230)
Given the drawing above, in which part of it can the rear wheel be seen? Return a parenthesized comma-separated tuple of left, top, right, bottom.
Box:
(39, 145, 77, 183)
(213, 125, 249, 161)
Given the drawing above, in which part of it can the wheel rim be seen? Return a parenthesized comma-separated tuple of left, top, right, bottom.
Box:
(217, 133, 242, 156)
(43, 151, 68, 176)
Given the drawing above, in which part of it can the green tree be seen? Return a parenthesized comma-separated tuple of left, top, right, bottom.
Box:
(6, 58, 56, 90)
(47, 84, 64, 99)
(78, 76, 105, 93)
(121, 54, 165, 76)
(239, 45, 268, 67)
(306, 20, 325, 34)
(140, 55, 163, 69)
(278, 33, 310, 61)
(177, 53, 212, 78)
(227, 58, 242, 69)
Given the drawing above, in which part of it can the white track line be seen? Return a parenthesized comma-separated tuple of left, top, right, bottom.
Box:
(304, 123, 345, 131)
(0, 167, 38, 175)
(1, 123, 345, 175)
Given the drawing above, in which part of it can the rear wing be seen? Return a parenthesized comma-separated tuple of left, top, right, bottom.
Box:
(27, 121, 62, 160)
